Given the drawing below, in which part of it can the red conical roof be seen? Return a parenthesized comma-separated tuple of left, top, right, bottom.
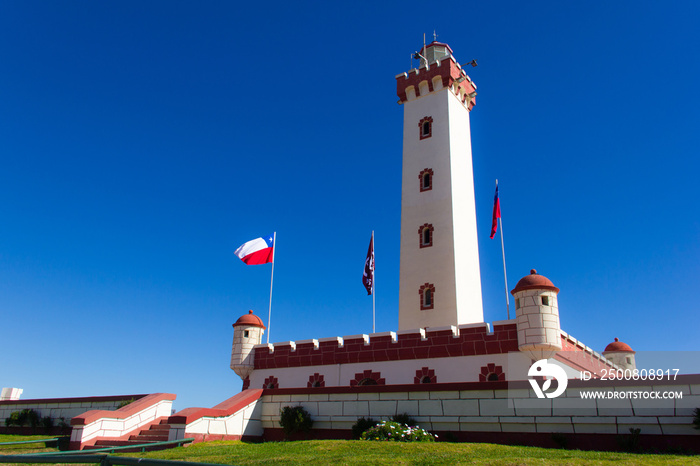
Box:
(510, 269, 560, 295)
(233, 310, 266, 329)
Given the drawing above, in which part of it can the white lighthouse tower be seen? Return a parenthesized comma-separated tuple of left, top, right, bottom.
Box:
(396, 41, 484, 330)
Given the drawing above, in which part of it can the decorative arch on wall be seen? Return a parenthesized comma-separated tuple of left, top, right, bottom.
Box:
(350, 369, 385, 387)
(414, 367, 437, 384)
(307, 373, 325, 388)
(479, 363, 505, 382)
(263, 375, 279, 389)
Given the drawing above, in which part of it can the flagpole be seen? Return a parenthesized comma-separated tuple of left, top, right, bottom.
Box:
(496, 180, 510, 320)
(372, 230, 375, 334)
(266, 231, 276, 344)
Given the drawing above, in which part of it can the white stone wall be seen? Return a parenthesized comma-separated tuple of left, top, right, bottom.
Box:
(446, 86, 484, 328)
(398, 73, 483, 331)
(603, 351, 637, 371)
(70, 398, 173, 447)
(515, 289, 561, 360)
(260, 381, 700, 436)
(0, 398, 129, 426)
(231, 325, 264, 380)
(169, 397, 263, 441)
(248, 353, 513, 390)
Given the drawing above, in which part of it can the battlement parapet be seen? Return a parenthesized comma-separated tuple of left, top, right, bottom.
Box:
(253, 322, 517, 370)
(557, 330, 619, 376)
(396, 55, 477, 108)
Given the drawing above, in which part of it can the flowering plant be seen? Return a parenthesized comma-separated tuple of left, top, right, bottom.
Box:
(360, 420, 436, 442)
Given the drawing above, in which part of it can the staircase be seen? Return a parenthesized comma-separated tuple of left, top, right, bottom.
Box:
(84, 419, 174, 452)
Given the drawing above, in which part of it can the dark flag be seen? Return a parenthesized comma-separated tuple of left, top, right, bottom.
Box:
(362, 235, 374, 295)
(490, 185, 501, 239)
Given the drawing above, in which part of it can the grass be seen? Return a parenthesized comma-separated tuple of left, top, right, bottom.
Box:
(123, 439, 700, 466)
(1, 435, 698, 465)
(0, 434, 61, 455)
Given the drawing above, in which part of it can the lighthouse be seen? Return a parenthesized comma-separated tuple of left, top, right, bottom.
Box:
(396, 41, 484, 330)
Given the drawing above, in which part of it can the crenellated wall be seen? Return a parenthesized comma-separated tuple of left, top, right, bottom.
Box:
(253, 322, 517, 371)
(395, 54, 477, 108)
(243, 324, 619, 391)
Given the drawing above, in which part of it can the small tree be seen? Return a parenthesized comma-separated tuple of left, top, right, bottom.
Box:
(279, 406, 313, 440)
(693, 408, 700, 430)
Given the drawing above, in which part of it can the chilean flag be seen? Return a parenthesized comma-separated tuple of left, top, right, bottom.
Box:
(235, 233, 274, 265)
(490, 185, 501, 239)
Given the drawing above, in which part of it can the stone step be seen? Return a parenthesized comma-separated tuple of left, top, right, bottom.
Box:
(130, 433, 169, 442)
(148, 424, 171, 432)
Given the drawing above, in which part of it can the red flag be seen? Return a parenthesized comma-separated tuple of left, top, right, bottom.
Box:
(490, 185, 501, 239)
(362, 235, 374, 295)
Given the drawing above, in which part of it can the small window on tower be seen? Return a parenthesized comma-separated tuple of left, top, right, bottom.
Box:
(418, 223, 434, 248)
(542, 296, 550, 306)
(419, 283, 435, 310)
(419, 168, 433, 192)
(243, 330, 250, 338)
(419, 116, 433, 140)
(626, 357, 632, 364)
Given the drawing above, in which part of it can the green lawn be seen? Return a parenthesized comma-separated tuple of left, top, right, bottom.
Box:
(124, 439, 700, 466)
(0, 434, 60, 455)
(2, 436, 699, 465)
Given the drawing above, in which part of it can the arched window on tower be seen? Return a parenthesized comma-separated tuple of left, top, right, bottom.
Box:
(419, 283, 435, 310)
(419, 116, 433, 140)
(419, 168, 433, 192)
(418, 223, 434, 248)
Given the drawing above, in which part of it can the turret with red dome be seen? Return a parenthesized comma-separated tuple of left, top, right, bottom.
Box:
(230, 310, 266, 381)
(603, 337, 636, 370)
(511, 269, 562, 360)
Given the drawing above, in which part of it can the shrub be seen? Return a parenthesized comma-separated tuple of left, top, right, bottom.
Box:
(279, 406, 313, 440)
(361, 420, 435, 442)
(617, 427, 641, 452)
(551, 432, 568, 449)
(5, 409, 40, 428)
(391, 413, 417, 427)
(693, 408, 700, 430)
(41, 416, 54, 429)
(351, 417, 377, 439)
(116, 398, 135, 409)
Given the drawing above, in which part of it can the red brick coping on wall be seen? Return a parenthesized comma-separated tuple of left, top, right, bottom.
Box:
(0, 394, 148, 407)
(71, 393, 176, 426)
(253, 323, 519, 370)
(253, 324, 620, 378)
(169, 389, 263, 425)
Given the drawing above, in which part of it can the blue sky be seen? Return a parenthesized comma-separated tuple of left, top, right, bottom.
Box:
(2, 1, 698, 411)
